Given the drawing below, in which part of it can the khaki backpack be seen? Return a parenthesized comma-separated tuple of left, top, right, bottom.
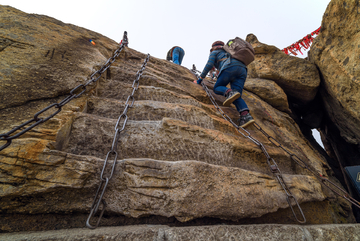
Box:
(223, 37, 255, 66)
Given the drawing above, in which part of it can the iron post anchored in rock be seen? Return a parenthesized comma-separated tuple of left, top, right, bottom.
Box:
(122, 31, 128, 47)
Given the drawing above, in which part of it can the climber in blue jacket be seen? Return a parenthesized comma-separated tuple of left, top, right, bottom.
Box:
(166, 46, 185, 65)
(196, 41, 254, 128)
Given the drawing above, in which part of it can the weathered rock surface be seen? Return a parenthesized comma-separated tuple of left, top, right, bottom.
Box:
(1, 224, 360, 241)
(246, 34, 321, 104)
(244, 78, 291, 114)
(108, 159, 325, 222)
(0, 3, 359, 237)
(309, 0, 360, 145)
(0, 5, 118, 110)
(306, 0, 360, 222)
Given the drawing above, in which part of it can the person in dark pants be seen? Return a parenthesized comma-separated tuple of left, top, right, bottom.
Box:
(196, 41, 254, 128)
(166, 46, 185, 65)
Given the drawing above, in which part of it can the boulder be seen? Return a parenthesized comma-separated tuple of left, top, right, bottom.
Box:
(244, 78, 291, 114)
(246, 34, 321, 104)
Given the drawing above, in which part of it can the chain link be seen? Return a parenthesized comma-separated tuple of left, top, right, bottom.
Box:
(86, 53, 150, 229)
(198, 80, 306, 223)
(194, 66, 360, 218)
(0, 32, 129, 152)
(252, 122, 360, 209)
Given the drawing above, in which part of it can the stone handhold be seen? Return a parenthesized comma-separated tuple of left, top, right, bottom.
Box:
(246, 34, 321, 104)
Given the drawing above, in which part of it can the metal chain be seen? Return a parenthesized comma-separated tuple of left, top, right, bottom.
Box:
(194, 63, 360, 219)
(253, 122, 360, 209)
(0, 31, 129, 152)
(191, 64, 216, 84)
(86, 53, 150, 229)
(198, 80, 306, 223)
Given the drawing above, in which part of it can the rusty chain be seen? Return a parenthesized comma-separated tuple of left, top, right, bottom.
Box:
(0, 32, 129, 152)
(198, 80, 306, 223)
(86, 53, 150, 229)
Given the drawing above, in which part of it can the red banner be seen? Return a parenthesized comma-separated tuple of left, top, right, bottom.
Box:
(282, 27, 321, 56)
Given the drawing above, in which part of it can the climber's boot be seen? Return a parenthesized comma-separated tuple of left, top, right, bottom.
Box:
(238, 113, 255, 128)
(223, 89, 240, 106)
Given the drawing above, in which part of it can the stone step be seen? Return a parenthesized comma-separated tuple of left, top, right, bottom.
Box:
(0, 152, 326, 226)
(1, 224, 359, 240)
(62, 112, 298, 175)
(95, 76, 212, 105)
(105, 50, 198, 97)
(86, 97, 239, 134)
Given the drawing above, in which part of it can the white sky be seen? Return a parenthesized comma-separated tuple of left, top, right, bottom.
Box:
(2, 0, 330, 70)
(1, 0, 328, 147)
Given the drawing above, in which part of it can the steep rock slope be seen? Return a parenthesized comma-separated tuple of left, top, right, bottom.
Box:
(308, 0, 360, 221)
(0, 4, 357, 235)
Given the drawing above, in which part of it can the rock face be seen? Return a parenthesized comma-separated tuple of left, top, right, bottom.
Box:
(0, 6, 118, 110)
(246, 34, 321, 105)
(0, 2, 359, 236)
(308, 0, 360, 221)
(244, 78, 291, 114)
(309, 0, 360, 143)
(309, 0, 360, 144)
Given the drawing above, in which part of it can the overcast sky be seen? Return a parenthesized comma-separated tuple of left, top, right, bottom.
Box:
(1, 0, 328, 146)
(2, 0, 330, 69)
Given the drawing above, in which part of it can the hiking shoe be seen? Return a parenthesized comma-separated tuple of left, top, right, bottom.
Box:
(238, 113, 255, 128)
(223, 90, 240, 106)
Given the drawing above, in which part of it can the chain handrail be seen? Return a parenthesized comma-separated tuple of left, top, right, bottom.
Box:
(86, 53, 150, 229)
(253, 122, 360, 209)
(0, 32, 129, 152)
(199, 80, 306, 223)
(194, 65, 360, 220)
(191, 64, 217, 84)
